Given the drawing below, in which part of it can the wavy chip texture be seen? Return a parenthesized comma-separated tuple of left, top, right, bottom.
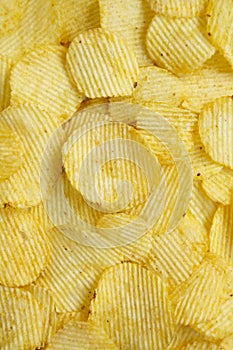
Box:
(0, 55, 12, 112)
(90, 262, 174, 350)
(148, 0, 207, 17)
(66, 28, 139, 98)
(199, 97, 233, 170)
(146, 16, 215, 74)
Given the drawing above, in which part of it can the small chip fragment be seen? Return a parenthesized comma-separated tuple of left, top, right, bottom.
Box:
(66, 28, 139, 98)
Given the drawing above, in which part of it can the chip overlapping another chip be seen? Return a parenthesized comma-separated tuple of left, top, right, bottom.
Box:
(148, 0, 208, 18)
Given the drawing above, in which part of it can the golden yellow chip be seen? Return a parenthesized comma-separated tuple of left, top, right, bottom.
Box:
(0, 55, 12, 112)
(148, 211, 208, 290)
(56, 311, 89, 331)
(0, 0, 25, 35)
(146, 16, 215, 74)
(199, 97, 233, 170)
(0, 125, 23, 181)
(66, 28, 139, 98)
(202, 167, 233, 205)
(0, 0, 59, 60)
(0, 208, 50, 287)
(0, 104, 59, 207)
(207, 0, 233, 67)
(148, 0, 208, 17)
(10, 45, 83, 122)
(221, 335, 233, 350)
(90, 262, 174, 349)
(29, 202, 54, 233)
(167, 325, 206, 350)
(180, 340, 219, 350)
(0, 286, 44, 349)
(54, 0, 100, 45)
(47, 321, 118, 349)
(99, 0, 154, 66)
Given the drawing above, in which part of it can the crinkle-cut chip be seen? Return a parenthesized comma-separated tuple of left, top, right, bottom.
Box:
(202, 168, 233, 205)
(207, 0, 233, 67)
(132, 66, 185, 106)
(147, 211, 208, 290)
(10, 45, 83, 122)
(199, 97, 233, 170)
(181, 53, 233, 113)
(0, 0, 59, 60)
(0, 55, 12, 112)
(29, 202, 54, 232)
(66, 28, 139, 98)
(99, 0, 154, 66)
(37, 227, 151, 312)
(209, 205, 233, 265)
(47, 321, 118, 349)
(53, 0, 100, 45)
(188, 180, 218, 231)
(148, 0, 208, 17)
(180, 340, 219, 350)
(189, 124, 223, 181)
(90, 262, 174, 350)
(146, 16, 215, 74)
(0, 286, 44, 349)
(0, 125, 23, 181)
(56, 311, 89, 332)
(0, 208, 50, 287)
(0, 104, 59, 207)
(173, 254, 226, 326)
(167, 325, 207, 350)
(27, 285, 57, 347)
(63, 122, 148, 212)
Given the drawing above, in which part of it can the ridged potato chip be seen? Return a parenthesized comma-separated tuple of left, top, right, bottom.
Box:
(0, 0, 25, 35)
(207, 0, 233, 67)
(29, 202, 54, 233)
(0, 286, 44, 349)
(47, 321, 118, 349)
(90, 262, 174, 350)
(99, 0, 154, 66)
(202, 168, 233, 205)
(148, 0, 208, 17)
(66, 28, 139, 98)
(146, 16, 215, 74)
(180, 340, 219, 350)
(0, 208, 50, 287)
(54, 0, 100, 45)
(199, 97, 233, 170)
(0, 104, 59, 207)
(0, 125, 23, 181)
(56, 311, 89, 331)
(167, 324, 207, 350)
(0, 55, 12, 112)
(10, 45, 83, 122)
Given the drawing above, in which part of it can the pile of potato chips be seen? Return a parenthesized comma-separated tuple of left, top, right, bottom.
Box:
(1, 0, 233, 349)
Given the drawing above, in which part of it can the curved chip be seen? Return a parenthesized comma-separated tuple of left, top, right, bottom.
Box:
(90, 262, 174, 350)
(0, 208, 50, 287)
(47, 321, 118, 349)
(148, 0, 207, 17)
(0, 125, 23, 181)
(10, 45, 83, 122)
(0, 104, 59, 207)
(207, 0, 233, 67)
(146, 16, 215, 74)
(199, 97, 233, 170)
(66, 28, 139, 98)
(0, 286, 44, 349)
(0, 55, 12, 112)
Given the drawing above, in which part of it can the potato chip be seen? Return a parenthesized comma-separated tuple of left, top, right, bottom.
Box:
(10, 45, 83, 122)
(0, 0, 25, 35)
(207, 0, 233, 67)
(0, 125, 23, 181)
(199, 97, 233, 170)
(0, 55, 12, 112)
(148, 211, 208, 290)
(99, 0, 154, 66)
(0, 0, 59, 60)
(0, 286, 44, 349)
(188, 180, 218, 231)
(53, 0, 100, 45)
(47, 321, 118, 349)
(56, 311, 89, 331)
(90, 262, 174, 350)
(148, 0, 208, 18)
(29, 202, 54, 233)
(173, 254, 226, 326)
(0, 208, 50, 287)
(0, 104, 59, 207)
(66, 28, 139, 98)
(146, 16, 215, 74)
(180, 340, 219, 350)
(202, 168, 233, 205)
(181, 53, 233, 113)
(221, 335, 233, 350)
(167, 324, 207, 350)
